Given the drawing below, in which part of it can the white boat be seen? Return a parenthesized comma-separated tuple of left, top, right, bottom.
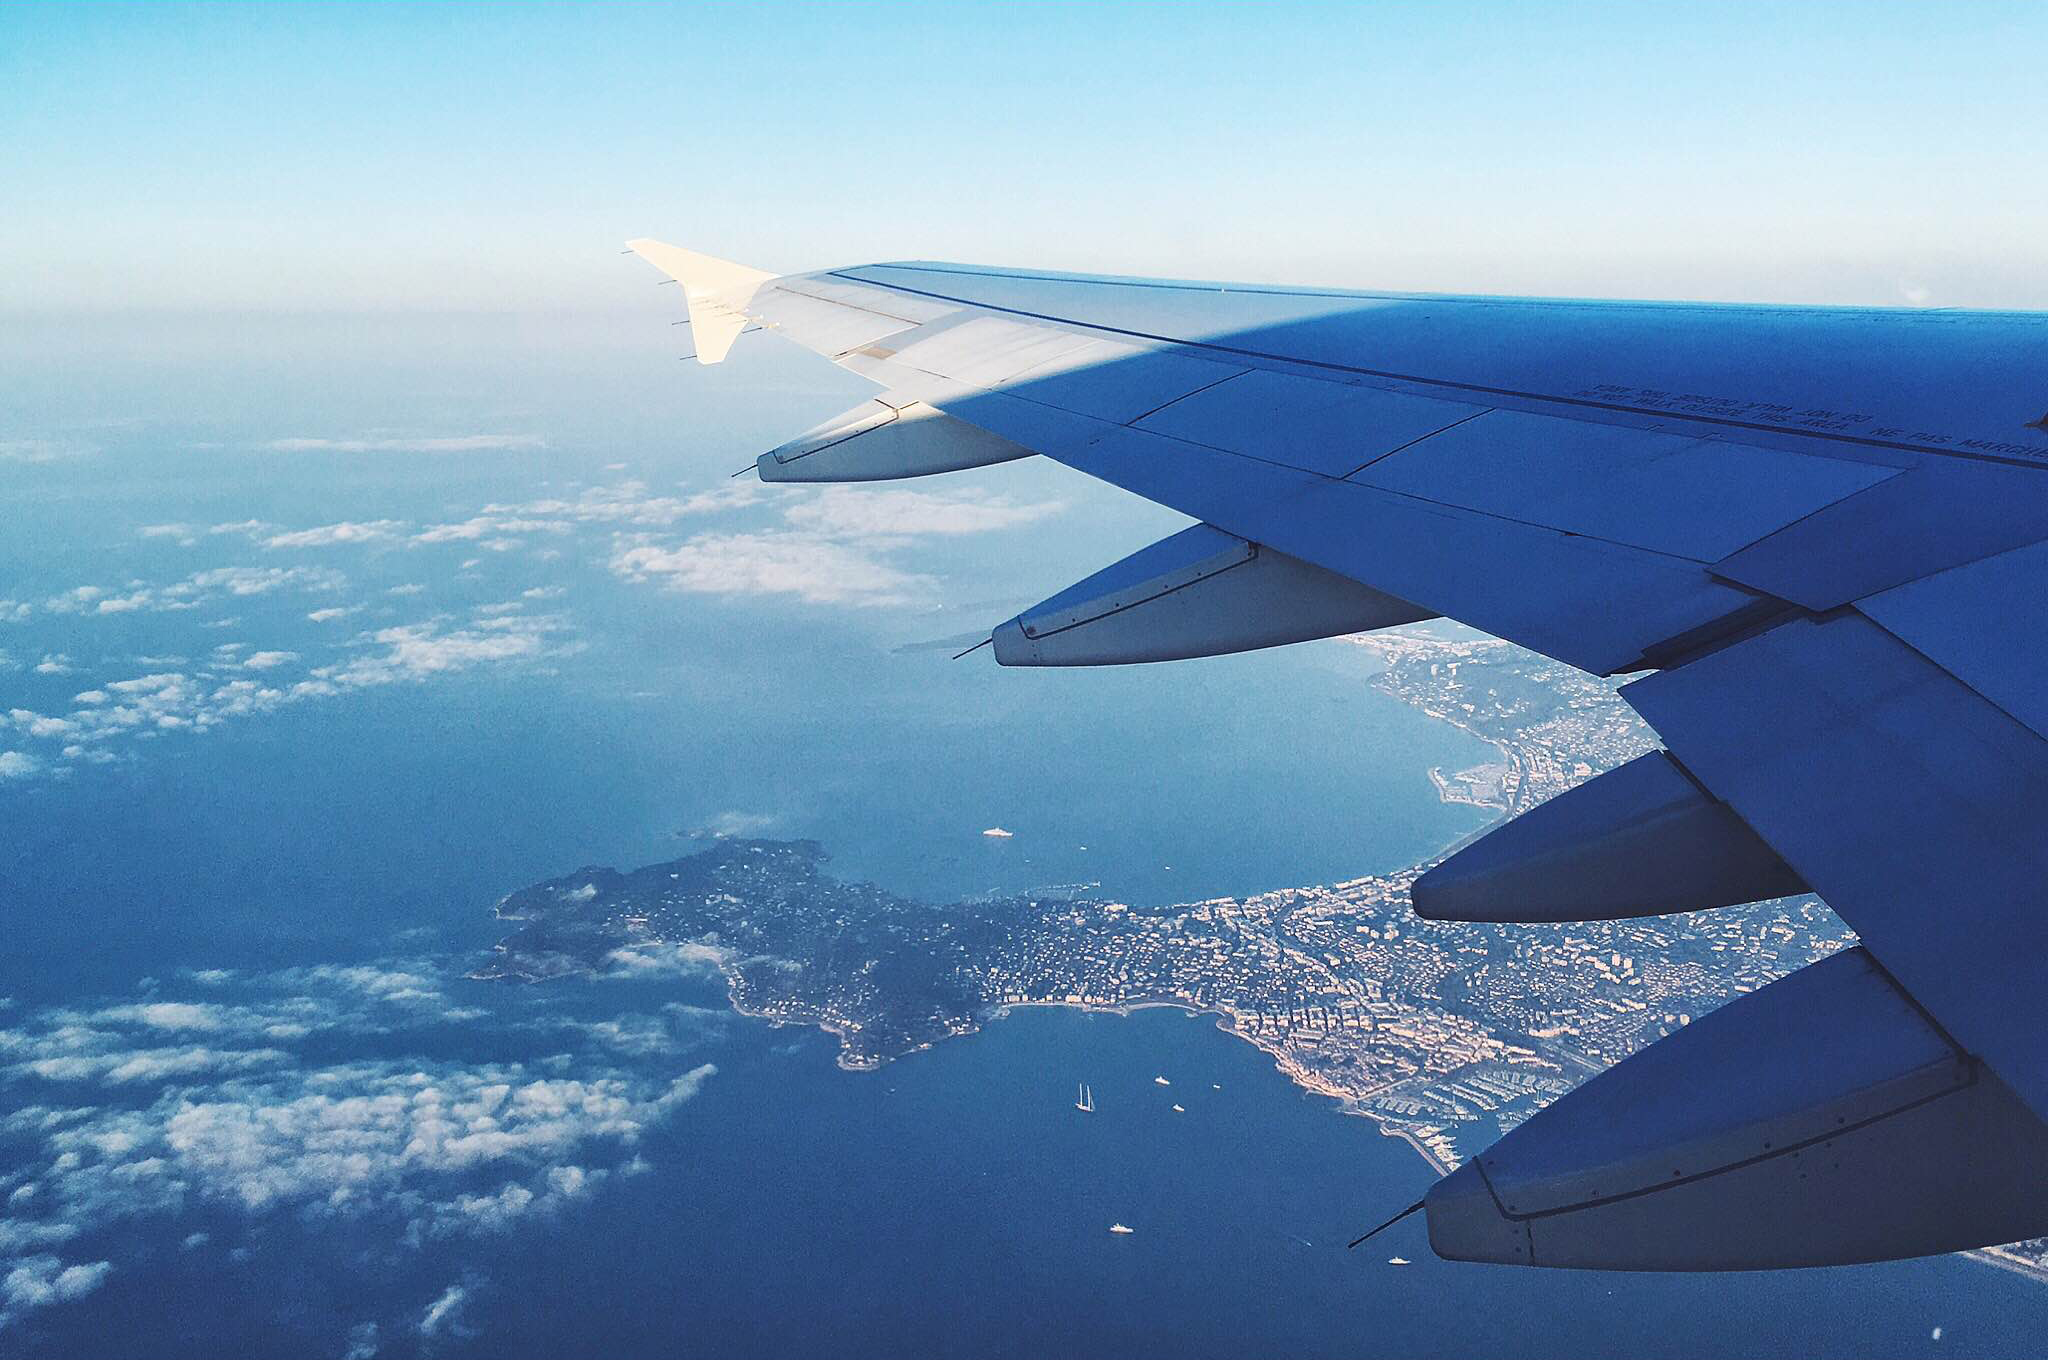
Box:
(1171, 1104, 1185, 1112)
(1075, 1082, 1094, 1113)
(1109, 1223, 1135, 1235)
(1153, 1075, 1171, 1086)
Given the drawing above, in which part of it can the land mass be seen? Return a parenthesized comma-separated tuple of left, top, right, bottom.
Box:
(472, 625, 2048, 1279)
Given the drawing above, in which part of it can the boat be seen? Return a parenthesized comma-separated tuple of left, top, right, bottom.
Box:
(1153, 1075, 1171, 1086)
(1075, 1082, 1094, 1113)
(1109, 1223, 1134, 1235)
(1171, 1103, 1185, 1113)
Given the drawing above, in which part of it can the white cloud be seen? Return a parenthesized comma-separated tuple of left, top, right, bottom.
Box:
(611, 533, 929, 607)
(265, 434, 544, 454)
(0, 439, 93, 464)
(480, 480, 762, 530)
(306, 607, 359, 623)
(183, 565, 344, 598)
(262, 521, 406, 550)
(783, 486, 1064, 538)
(0, 601, 28, 623)
(5, 611, 572, 781)
(33, 654, 73, 676)
(140, 524, 200, 548)
(0, 964, 722, 1335)
(1, 1254, 112, 1316)
(42, 566, 345, 618)
(418, 1283, 469, 1338)
(342, 1321, 379, 1359)
(411, 515, 569, 545)
(600, 943, 732, 978)
(10, 710, 75, 739)
(318, 616, 566, 687)
(696, 810, 777, 838)
(599, 483, 1065, 610)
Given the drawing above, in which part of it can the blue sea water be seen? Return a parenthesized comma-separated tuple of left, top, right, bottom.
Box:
(5, 313, 2048, 1355)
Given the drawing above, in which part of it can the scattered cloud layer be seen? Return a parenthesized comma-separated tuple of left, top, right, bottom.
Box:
(0, 958, 722, 1335)
(11, 476, 1068, 784)
(608, 484, 1064, 608)
(2, 610, 573, 780)
(40, 566, 345, 617)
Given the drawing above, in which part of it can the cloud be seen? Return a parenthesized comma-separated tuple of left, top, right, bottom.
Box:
(33, 654, 73, 676)
(782, 487, 1064, 538)
(600, 942, 733, 978)
(0, 601, 28, 623)
(411, 516, 570, 545)
(611, 533, 930, 606)
(692, 810, 778, 838)
(0, 962, 723, 1336)
(418, 1283, 470, 1338)
(318, 615, 569, 687)
(0, 439, 93, 464)
(42, 566, 345, 617)
(306, 606, 359, 623)
(1, 1254, 112, 1319)
(139, 524, 200, 548)
(601, 484, 1065, 609)
(5, 613, 573, 781)
(261, 521, 405, 550)
(479, 480, 763, 530)
(264, 435, 544, 454)
(185, 566, 345, 598)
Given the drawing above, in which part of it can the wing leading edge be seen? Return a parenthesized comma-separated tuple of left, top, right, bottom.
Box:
(626, 239, 2048, 1270)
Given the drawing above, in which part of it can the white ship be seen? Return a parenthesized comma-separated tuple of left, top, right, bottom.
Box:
(1109, 1223, 1135, 1235)
(1075, 1082, 1095, 1113)
(1153, 1075, 1171, 1086)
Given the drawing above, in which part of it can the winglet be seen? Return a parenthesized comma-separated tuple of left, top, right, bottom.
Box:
(624, 238, 778, 364)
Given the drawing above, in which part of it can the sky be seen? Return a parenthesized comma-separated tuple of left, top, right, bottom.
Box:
(4, 0, 2047, 314)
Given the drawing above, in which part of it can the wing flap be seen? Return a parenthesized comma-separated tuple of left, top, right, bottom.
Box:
(1713, 461, 2048, 609)
(1858, 536, 2048, 740)
(1625, 613, 2048, 1118)
(1427, 946, 2048, 1269)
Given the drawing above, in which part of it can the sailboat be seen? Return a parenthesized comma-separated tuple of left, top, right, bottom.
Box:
(1075, 1081, 1095, 1113)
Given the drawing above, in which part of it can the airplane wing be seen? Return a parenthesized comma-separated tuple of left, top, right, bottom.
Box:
(626, 239, 2048, 1270)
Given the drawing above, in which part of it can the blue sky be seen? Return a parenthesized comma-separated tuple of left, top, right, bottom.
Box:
(4, 0, 2047, 310)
